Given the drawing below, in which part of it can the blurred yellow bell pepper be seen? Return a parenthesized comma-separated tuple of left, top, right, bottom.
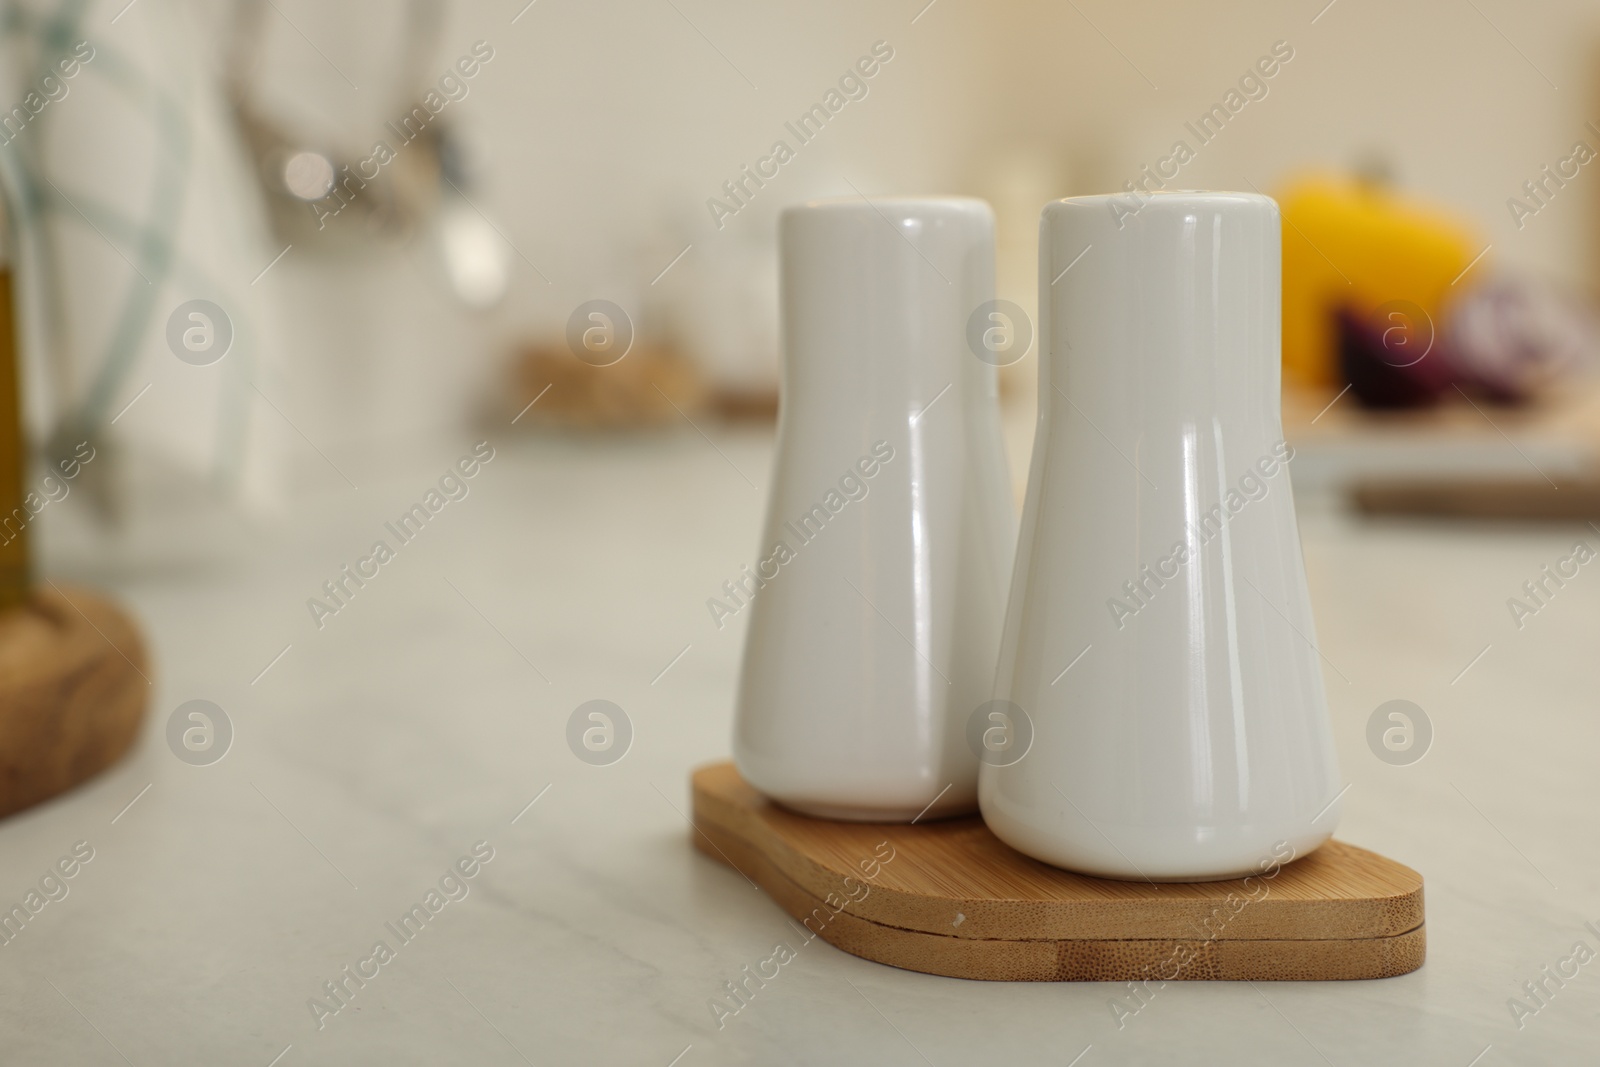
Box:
(1278, 174, 1482, 389)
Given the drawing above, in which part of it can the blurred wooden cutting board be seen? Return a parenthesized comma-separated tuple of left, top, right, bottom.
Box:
(0, 585, 148, 818)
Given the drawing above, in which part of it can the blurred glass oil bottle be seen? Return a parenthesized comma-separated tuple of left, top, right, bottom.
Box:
(0, 234, 29, 610)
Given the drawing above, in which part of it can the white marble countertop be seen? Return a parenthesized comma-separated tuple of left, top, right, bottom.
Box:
(4, 419, 1598, 1066)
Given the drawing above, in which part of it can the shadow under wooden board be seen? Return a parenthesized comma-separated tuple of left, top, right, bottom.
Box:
(691, 762, 1424, 982)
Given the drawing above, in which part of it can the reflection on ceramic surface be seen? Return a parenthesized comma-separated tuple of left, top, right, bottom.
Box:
(734, 197, 1015, 821)
(982, 191, 1342, 879)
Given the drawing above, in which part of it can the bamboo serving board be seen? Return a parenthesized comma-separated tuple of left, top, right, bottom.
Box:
(0, 585, 149, 818)
(691, 762, 1424, 982)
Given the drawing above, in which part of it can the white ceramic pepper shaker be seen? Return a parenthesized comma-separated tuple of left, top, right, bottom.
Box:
(981, 191, 1342, 879)
(733, 197, 1015, 821)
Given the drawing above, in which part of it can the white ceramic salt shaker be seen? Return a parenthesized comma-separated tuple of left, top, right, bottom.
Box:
(733, 197, 1015, 821)
(981, 191, 1342, 879)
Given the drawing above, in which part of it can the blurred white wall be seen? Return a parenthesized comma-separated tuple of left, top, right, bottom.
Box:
(228, 0, 1600, 448)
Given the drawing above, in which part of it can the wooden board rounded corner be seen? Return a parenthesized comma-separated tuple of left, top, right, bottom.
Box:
(691, 761, 1424, 982)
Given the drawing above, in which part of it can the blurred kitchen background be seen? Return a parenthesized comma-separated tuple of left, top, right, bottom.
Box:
(5, 6, 1598, 1058)
(1, 0, 1598, 577)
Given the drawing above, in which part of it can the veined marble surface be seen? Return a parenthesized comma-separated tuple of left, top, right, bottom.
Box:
(4, 418, 1598, 1066)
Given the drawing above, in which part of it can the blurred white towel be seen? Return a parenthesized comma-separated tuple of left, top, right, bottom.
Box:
(0, 0, 286, 509)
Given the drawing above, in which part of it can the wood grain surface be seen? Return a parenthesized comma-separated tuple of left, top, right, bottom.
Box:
(1352, 476, 1600, 520)
(0, 585, 149, 819)
(691, 761, 1425, 981)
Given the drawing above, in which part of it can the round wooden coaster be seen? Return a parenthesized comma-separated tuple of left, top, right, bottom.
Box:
(0, 585, 149, 819)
